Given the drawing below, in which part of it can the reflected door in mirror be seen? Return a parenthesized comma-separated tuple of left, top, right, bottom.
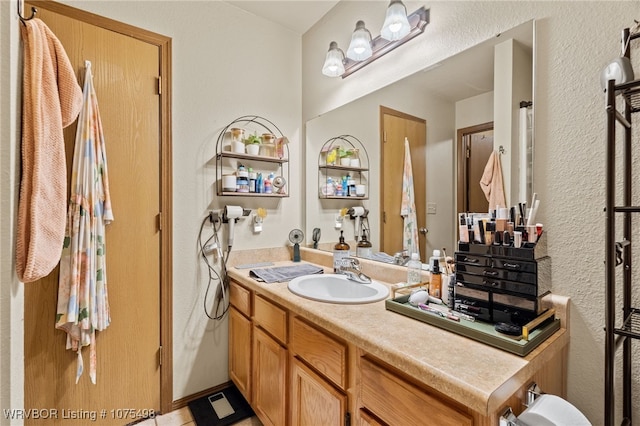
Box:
(457, 123, 494, 214)
(381, 107, 426, 260)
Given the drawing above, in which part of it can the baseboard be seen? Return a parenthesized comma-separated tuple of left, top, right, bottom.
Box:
(172, 381, 233, 411)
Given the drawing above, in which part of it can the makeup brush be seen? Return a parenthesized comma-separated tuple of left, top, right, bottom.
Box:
(441, 248, 452, 275)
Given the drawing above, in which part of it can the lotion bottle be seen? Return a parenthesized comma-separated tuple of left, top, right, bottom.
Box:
(333, 230, 350, 272)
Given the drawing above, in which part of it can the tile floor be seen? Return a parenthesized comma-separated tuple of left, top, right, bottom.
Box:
(136, 406, 262, 426)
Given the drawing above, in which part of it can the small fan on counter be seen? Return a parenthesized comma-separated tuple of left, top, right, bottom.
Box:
(289, 229, 304, 262)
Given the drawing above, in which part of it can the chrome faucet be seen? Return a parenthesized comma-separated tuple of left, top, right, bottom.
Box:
(393, 250, 410, 266)
(337, 257, 372, 284)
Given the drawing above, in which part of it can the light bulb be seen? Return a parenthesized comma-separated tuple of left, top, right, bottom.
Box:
(381, 0, 410, 41)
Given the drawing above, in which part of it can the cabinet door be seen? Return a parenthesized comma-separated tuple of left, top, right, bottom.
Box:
(253, 327, 287, 426)
(229, 307, 252, 402)
(290, 357, 347, 426)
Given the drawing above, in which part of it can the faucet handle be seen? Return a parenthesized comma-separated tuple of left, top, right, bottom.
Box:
(341, 257, 360, 269)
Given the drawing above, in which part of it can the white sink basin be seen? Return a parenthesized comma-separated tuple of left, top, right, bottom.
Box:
(288, 274, 389, 304)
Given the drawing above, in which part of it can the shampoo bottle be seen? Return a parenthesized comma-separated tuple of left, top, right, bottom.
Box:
(333, 230, 350, 272)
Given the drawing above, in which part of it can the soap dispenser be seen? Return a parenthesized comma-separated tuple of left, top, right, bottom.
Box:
(356, 232, 372, 259)
(333, 230, 350, 272)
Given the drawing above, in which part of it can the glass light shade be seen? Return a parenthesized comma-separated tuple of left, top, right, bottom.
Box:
(322, 42, 345, 77)
(380, 0, 411, 41)
(346, 21, 373, 61)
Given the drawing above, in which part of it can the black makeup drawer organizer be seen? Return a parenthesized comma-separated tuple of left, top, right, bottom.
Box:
(454, 236, 550, 325)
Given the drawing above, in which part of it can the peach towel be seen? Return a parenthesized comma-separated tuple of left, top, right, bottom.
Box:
(16, 19, 82, 283)
(479, 150, 507, 211)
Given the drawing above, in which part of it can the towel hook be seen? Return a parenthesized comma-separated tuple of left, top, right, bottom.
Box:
(17, 0, 37, 23)
(499, 145, 506, 155)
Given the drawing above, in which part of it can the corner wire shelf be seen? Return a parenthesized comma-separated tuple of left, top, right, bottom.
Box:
(214, 115, 290, 198)
(318, 135, 369, 200)
(604, 26, 640, 426)
(616, 308, 640, 340)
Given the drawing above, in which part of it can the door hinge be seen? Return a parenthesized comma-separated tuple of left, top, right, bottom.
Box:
(156, 212, 162, 231)
(383, 211, 387, 224)
(466, 148, 471, 158)
(157, 76, 162, 95)
(383, 131, 387, 143)
(158, 346, 163, 366)
(344, 412, 351, 426)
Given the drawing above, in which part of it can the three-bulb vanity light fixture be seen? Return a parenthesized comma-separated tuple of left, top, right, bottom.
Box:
(322, 1, 429, 78)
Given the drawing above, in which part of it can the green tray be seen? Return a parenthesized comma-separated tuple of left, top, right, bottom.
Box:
(385, 295, 561, 357)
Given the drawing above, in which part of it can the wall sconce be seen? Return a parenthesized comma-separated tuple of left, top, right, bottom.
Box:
(321, 3, 430, 79)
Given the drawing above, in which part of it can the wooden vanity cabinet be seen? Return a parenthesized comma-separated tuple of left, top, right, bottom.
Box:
(228, 280, 349, 426)
(228, 278, 565, 426)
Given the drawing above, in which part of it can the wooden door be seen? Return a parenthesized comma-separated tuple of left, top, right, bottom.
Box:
(456, 123, 494, 214)
(290, 357, 346, 426)
(380, 107, 427, 260)
(252, 327, 287, 426)
(229, 307, 252, 402)
(24, 2, 172, 423)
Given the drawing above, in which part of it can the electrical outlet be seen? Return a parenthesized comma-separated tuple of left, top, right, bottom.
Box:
(208, 210, 221, 224)
(203, 242, 217, 254)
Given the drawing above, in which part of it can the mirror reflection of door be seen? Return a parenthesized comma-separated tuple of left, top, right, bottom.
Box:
(457, 123, 494, 214)
(380, 107, 427, 261)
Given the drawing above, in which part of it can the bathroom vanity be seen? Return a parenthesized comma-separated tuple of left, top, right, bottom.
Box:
(227, 247, 568, 426)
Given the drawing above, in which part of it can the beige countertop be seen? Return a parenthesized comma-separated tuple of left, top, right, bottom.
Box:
(227, 246, 569, 416)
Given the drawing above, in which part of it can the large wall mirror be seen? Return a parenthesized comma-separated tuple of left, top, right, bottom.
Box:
(305, 20, 535, 264)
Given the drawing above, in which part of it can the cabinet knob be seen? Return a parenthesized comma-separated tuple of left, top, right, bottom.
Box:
(419, 227, 428, 235)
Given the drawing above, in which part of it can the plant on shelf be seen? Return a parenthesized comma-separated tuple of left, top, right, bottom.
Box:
(244, 133, 261, 155)
(338, 147, 358, 165)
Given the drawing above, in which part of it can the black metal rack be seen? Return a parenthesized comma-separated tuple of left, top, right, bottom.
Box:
(605, 27, 640, 426)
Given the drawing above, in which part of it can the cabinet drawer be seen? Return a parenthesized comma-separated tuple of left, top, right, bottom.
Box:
(360, 357, 472, 426)
(230, 280, 252, 317)
(290, 317, 347, 390)
(254, 295, 287, 344)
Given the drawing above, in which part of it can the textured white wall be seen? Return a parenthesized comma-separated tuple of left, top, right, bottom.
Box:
(303, 1, 639, 424)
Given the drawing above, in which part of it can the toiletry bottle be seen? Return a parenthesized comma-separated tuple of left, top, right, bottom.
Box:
(429, 249, 443, 272)
(256, 172, 263, 193)
(406, 253, 422, 286)
(356, 232, 372, 259)
(322, 177, 335, 196)
(248, 167, 256, 193)
(459, 215, 469, 243)
(341, 176, 348, 196)
(430, 259, 442, 299)
(446, 273, 456, 308)
(333, 230, 350, 272)
(264, 173, 273, 194)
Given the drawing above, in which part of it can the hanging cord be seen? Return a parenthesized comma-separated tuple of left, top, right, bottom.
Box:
(198, 214, 230, 320)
